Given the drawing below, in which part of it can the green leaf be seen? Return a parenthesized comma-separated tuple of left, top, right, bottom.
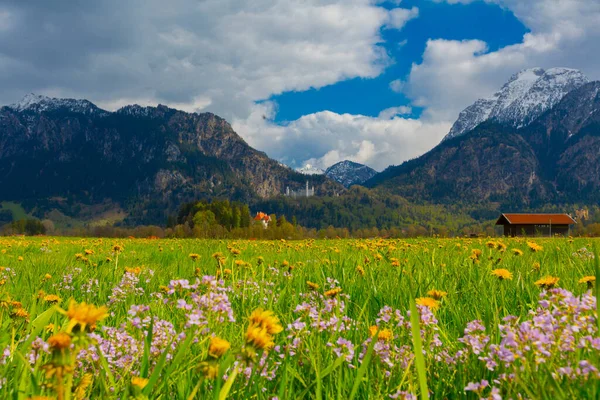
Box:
(410, 298, 429, 400)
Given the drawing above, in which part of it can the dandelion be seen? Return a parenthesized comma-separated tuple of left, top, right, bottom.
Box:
(527, 242, 543, 252)
(189, 253, 200, 261)
(74, 373, 93, 400)
(486, 241, 497, 248)
(44, 294, 62, 304)
(84, 249, 94, 255)
(246, 325, 275, 350)
(579, 276, 595, 289)
(512, 248, 523, 256)
(324, 287, 342, 298)
(306, 281, 320, 290)
(416, 297, 440, 311)
(356, 265, 365, 276)
(369, 326, 393, 341)
(535, 276, 560, 289)
(113, 244, 123, 253)
(43, 273, 52, 280)
(131, 376, 149, 389)
(532, 261, 541, 271)
(17, 256, 23, 262)
(208, 336, 231, 358)
(427, 289, 447, 300)
(249, 309, 283, 335)
(62, 300, 109, 333)
(12, 307, 29, 319)
(491, 269, 513, 280)
(47, 332, 72, 351)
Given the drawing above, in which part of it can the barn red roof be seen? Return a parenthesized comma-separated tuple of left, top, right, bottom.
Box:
(495, 213, 576, 225)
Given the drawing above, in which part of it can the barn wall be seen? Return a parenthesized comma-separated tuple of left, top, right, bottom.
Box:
(503, 224, 570, 237)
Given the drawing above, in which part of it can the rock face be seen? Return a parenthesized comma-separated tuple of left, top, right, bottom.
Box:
(0, 94, 341, 224)
(445, 68, 589, 140)
(324, 160, 377, 187)
(367, 78, 600, 207)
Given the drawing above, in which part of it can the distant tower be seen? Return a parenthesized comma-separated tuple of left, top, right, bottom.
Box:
(305, 180, 309, 197)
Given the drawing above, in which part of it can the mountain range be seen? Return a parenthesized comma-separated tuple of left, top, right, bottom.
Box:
(2, 65, 599, 228)
(0, 94, 341, 225)
(367, 68, 600, 208)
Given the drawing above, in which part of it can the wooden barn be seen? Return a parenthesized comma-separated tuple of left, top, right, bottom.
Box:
(495, 213, 576, 237)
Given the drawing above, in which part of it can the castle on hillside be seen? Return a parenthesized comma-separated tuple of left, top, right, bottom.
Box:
(285, 181, 315, 198)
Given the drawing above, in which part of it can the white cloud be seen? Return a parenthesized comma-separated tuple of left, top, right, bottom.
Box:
(233, 103, 450, 171)
(389, 79, 405, 93)
(407, 0, 600, 122)
(386, 7, 419, 30)
(378, 106, 412, 119)
(0, 0, 408, 122)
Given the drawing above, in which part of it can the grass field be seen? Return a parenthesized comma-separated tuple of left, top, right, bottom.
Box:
(0, 236, 598, 399)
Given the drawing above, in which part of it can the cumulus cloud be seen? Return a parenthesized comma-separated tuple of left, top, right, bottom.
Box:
(386, 7, 419, 29)
(0, 0, 400, 121)
(405, 0, 600, 121)
(232, 102, 450, 171)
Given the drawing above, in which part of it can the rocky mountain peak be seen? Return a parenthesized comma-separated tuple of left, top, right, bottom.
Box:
(325, 160, 377, 187)
(445, 67, 589, 140)
(8, 93, 104, 115)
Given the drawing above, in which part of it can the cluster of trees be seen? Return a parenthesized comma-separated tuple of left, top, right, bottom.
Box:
(1, 219, 47, 235)
(5, 191, 600, 238)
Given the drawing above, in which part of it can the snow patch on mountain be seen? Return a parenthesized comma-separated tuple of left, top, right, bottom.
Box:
(445, 68, 589, 140)
(296, 164, 324, 175)
(8, 93, 106, 115)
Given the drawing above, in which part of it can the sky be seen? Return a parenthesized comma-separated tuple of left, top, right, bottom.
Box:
(1, 0, 600, 171)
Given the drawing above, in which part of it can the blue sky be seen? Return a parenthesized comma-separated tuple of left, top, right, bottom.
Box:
(271, 0, 528, 122)
(2, 0, 600, 170)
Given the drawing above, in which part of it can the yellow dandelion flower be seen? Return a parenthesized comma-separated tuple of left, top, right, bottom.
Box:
(62, 301, 109, 332)
(532, 262, 541, 271)
(535, 276, 560, 289)
(17, 256, 23, 262)
(245, 325, 275, 350)
(512, 248, 523, 256)
(208, 336, 231, 358)
(43, 273, 52, 280)
(427, 289, 448, 300)
(113, 244, 123, 253)
(223, 268, 232, 275)
(416, 297, 440, 311)
(491, 269, 513, 280)
(125, 266, 142, 275)
(369, 326, 393, 341)
(527, 242, 543, 252)
(579, 276, 595, 289)
(84, 249, 94, 255)
(12, 308, 29, 319)
(189, 253, 200, 261)
(324, 287, 342, 298)
(356, 265, 365, 276)
(44, 294, 62, 304)
(74, 372, 93, 399)
(306, 281, 320, 290)
(48, 332, 72, 350)
(248, 309, 283, 335)
(234, 260, 245, 266)
(131, 376, 149, 389)
(486, 241, 497, 248)
(199, 362, 219, 379)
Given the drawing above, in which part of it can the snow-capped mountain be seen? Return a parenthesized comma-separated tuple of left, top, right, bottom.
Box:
(7, 93, 106, 115)
(445, 68, 589, 140)
(324, 160, 377, 187)
(296, 164, 325, 175)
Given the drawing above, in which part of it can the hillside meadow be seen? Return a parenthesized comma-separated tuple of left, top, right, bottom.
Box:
(0, 236, 598, 399)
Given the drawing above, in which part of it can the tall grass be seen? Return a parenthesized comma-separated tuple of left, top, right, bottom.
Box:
(0, 236, 598, 399)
